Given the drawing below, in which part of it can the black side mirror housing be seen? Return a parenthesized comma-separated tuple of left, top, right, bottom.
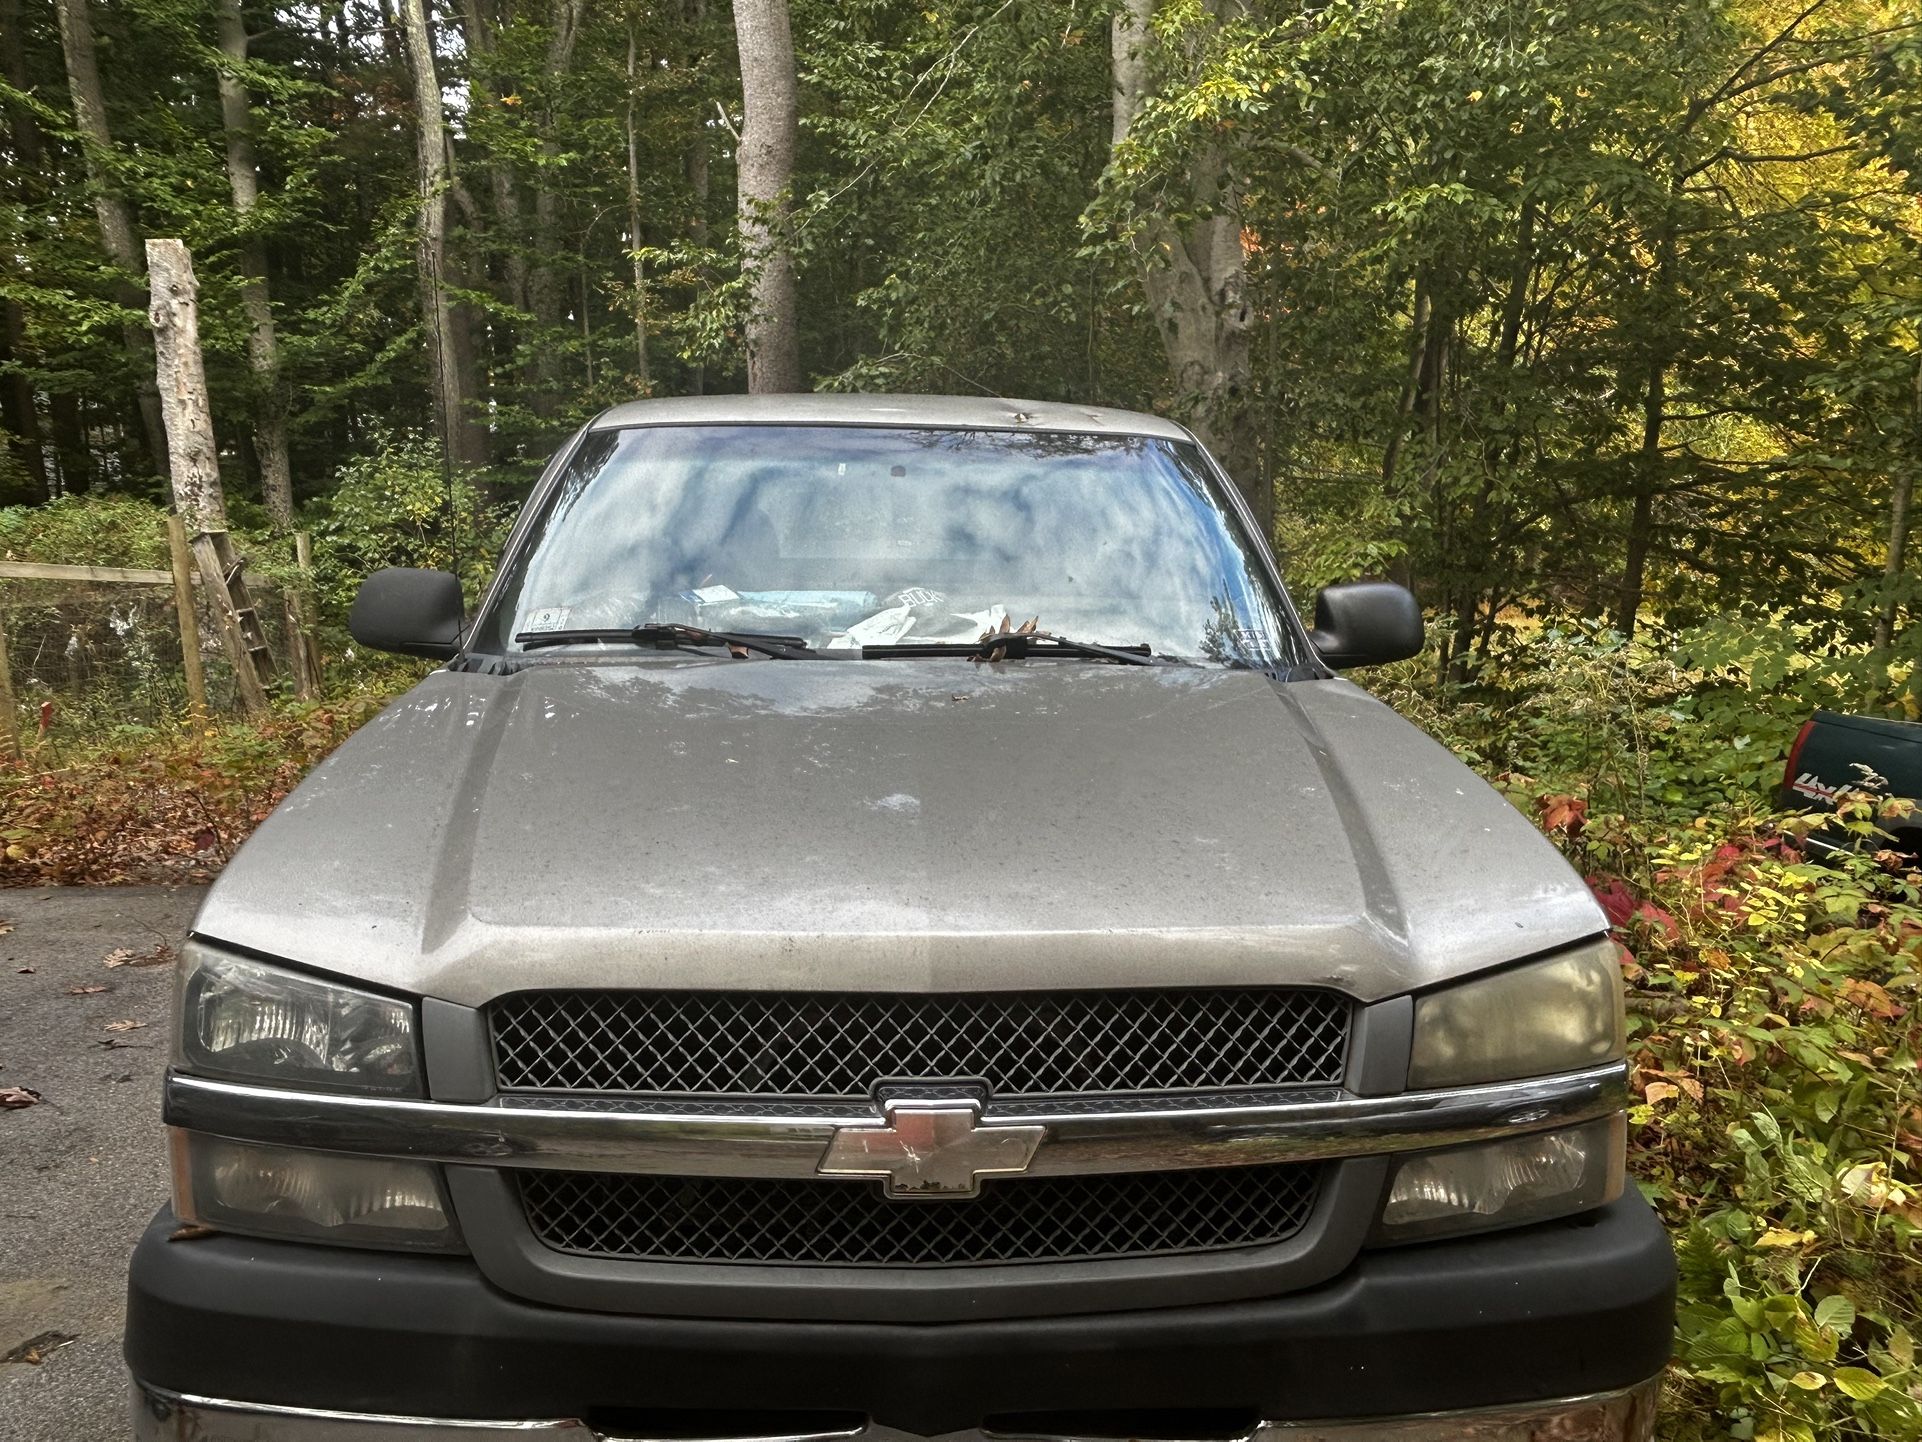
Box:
(349, 568, 466, 660)
(1308, 581, 1424, 669)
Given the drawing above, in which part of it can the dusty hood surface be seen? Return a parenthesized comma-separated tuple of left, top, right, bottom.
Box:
(195, 661, 1603, 1005)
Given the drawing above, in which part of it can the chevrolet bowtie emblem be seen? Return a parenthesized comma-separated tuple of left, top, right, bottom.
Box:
(818, 1100, 1045, 1199)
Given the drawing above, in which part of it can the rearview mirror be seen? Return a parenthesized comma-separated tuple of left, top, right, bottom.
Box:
(349, 568, 466, 660)
(1308, 582, 1423, 669)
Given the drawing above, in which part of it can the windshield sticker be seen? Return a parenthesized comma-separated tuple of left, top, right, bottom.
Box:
(688, 584, 740, 606)
(524, 606, 571, 633)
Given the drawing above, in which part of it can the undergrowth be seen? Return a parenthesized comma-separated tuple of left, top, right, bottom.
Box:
(1373, 625, 1922, 1441)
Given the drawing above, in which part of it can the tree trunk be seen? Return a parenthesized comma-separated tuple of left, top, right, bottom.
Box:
(52, 0, 170, 480)
(1615, 357, 1665, 638)
(397, 0, 488, 465)
(1873, 355, 1921, 653)
(1110, 0, 1263, 530)
(731, 0, 802, 393)
(1616, 213, 1675, 640)
(1380, 278, 1428, 491)
(146, 241, 230, 533)
(0, 0, 49, 500)
(459, 0, 535, 408)
(215, 0, 295, 529)
(527, 0, 588, 416)
(626, 16, 651, 391)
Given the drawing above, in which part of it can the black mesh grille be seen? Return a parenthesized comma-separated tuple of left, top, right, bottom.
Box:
(490, 989, 1350, 1098)
(517, 1164, 1321, 1266)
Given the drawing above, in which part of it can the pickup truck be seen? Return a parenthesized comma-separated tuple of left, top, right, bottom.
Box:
(1780, 709, 1922, 856)
(126, 395, 1675, 1442)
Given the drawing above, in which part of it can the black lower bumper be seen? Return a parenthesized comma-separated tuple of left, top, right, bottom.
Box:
(126, 1195, 1676, 1437)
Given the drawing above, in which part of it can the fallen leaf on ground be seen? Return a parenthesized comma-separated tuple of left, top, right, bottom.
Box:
(66, 984, 108, 996)
(104, 1019, 146, 1033)
(2, 1330, 77, 1365)
(14, 967, 32, 974)
(0, 1086, 43, 1109)
(102, 943, 175, 969)
(0, 919, 13, 936)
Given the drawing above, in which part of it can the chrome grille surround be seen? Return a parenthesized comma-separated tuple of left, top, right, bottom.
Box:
(517, 1162, 1323, 1266)
(488, 988, 1352, 1098)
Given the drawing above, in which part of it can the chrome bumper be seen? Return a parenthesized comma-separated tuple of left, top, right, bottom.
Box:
(161, 1063, 1629, 1180)
(133, 1380, 1662, 1442)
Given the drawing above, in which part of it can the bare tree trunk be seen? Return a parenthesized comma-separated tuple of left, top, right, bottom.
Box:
(1111, 0, 1262, 530)
(731, 0, 802, 392)
(625, 16, 651, 391)
(397, 0, 488, 465)
(1874, 355, 1921, 653)
(215, 0, 294, 528)
(146, 241, 230, 533)
(149, 239, 274, 715)
(52, 0, 170, 480)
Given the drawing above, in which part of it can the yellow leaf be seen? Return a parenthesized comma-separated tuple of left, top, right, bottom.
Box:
(1787, 1371, 1827, 1390)
(1643, 1081, 1680, 1106)
(1832, 1367, 1884, 1401)
(1756, 1228, 1815, 1249)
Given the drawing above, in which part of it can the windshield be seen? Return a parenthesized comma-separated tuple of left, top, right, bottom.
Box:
(478, 424, 1308, 666)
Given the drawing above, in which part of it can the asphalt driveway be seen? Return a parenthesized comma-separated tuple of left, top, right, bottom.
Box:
(0, 886, 204, 1442)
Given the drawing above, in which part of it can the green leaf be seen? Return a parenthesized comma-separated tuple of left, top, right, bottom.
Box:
(1830, 1367, 1884, 1401)
(1812, 1295, 1854, 1335)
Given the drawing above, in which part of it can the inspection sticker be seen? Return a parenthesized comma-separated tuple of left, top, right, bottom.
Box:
(524, 606, 571, 633)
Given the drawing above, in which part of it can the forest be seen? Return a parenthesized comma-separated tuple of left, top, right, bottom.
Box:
(1, 1, 1921, 1439)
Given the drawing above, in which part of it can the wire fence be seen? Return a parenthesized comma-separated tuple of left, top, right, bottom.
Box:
(2, 577, 303, 729)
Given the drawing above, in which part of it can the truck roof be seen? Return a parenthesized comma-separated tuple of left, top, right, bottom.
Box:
(589, 393, 1195, 441)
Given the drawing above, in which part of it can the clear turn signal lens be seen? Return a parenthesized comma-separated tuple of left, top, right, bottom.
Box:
(172, 1132, 462, 1252)
(1372, 1115, 1625, 1244)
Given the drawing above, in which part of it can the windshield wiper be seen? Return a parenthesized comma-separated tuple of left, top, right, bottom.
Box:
(861, 632, 1161, 666)
(514, 623, 813, 659)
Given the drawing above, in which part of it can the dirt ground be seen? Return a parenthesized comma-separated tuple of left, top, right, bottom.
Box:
(0, 886, 204, 1442)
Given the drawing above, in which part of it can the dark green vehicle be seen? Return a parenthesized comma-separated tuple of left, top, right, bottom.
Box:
(1780, 710, 1922, 855)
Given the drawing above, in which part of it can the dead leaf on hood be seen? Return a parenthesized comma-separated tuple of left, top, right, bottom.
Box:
(2, 1330, 77, 1365)
(167, 1224, 220, 1243)
(0, 1086, 43, 1109)
(104, 1019, 146, 1033)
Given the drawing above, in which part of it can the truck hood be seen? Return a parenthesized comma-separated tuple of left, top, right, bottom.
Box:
(196, 661, 1603, 1005)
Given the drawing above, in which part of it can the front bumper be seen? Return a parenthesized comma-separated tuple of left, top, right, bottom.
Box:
(133, 1380, 1662, 1442)
(126, 1193, 1674, 1437)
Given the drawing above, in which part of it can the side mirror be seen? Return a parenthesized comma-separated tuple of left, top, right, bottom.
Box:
(1308, 581, 1423, 669)
(349, 568, 466, 660)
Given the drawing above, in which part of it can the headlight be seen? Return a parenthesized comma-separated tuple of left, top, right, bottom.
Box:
(176, 943, 421, 1096)
(1407, 940, 1625, 1089)
(1372, 1115, 1626, 1244)
(171, 1132, 461, 1251)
